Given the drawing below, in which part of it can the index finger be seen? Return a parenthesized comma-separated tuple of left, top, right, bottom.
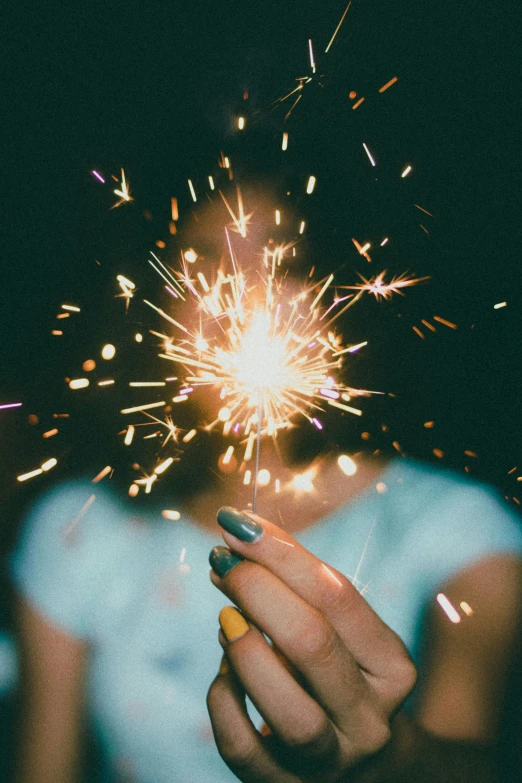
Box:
(216, 506, 407, 681)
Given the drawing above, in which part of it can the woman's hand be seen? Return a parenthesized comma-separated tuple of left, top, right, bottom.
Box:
(206, 507, 417, 783)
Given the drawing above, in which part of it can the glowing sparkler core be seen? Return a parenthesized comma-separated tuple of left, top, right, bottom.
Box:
(224, 312, 288, 394)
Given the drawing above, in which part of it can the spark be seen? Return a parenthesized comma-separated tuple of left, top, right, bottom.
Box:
(282, 132, 289, 151)
(124, 426, 135, 446)
(325, 1, 352, 53)
(155, 457, 174, 475)
(92, 170, 105, 183)
(493, 301, 507, 309)
(362, 143, 376, 167)
(121, 401, 165, 414)
(338, 454, 357, 476)
(414, 204, 434, 217)
(412, 326, 424, 339)
(378, 76, 398, 93)
(238, 116, 245, 130)
(332, 341, 368, 357)
(98, 379, 115, 386)
(460, 601, 473, 617)
(0, 402, 22, 410)
(208, 175, 215, 190)
(182, 429, 197, 443)
(352, 517, 378, 588)
(17, 468, 43, 482)
(308, 39, 316, 73)
(219, 187, 252, 237)
(101, 343, 116, 360)
(293, 469, 315, 492)
(352, 238, 371, 261)
(113, 168, 133, 207)
(433, 315, 457, 329)
(299, 220, 306, 234)
(401, 165, 412, 178)
(171, 197, 179, 221)
(223, 445, 235, 465)
(43, 428, 58, 438)
(162, 510, 181, 520)
(117, 275, 136, 290)
(17, 457, 58, 482)
(327, 399, 362, 415)
(436, 593, 461, 624)
(341, 272, 429, 301)
(61, 304, 80, 312)
(306, 176, 316, 194)
(92, 465, 112, 483)
(69, 378, 89, 390)
(188, 179, 197, 202)
(64, 495, 96, 538)
(129, 381, 166, 387)
(257, 468, 271, 486)
(352, 97, 365, 110)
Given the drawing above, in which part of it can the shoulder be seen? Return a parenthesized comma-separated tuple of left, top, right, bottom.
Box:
(388, 458, 522, 584)
(10, 480, 135, 638)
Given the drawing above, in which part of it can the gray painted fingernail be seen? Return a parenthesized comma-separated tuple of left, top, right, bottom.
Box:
(209, 546, 244, 577)
(217, 506, 263, 543)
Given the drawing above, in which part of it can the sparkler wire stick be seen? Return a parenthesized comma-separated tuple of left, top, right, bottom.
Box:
(252, 390, 264, 513)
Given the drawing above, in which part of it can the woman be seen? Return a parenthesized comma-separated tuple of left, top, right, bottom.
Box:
(10, 437, 522, 782)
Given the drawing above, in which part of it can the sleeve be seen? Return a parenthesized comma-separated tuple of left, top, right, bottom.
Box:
(420, 482, 522, 591)
(9, 481, 121, 640)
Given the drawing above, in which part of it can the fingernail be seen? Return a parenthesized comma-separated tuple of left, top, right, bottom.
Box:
(218, 655, 229, 675)
(209, 546, 244, 577)
(217, 506, 263, 543)
(219, 606, 249, 642)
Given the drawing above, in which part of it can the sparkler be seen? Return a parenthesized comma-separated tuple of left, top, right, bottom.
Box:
(132, 181, 427, 510)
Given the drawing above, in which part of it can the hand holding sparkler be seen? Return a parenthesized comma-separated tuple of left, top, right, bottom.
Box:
(207, 507, 416, 782)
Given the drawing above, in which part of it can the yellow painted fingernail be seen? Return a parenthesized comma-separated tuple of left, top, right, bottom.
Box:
(219, 606, 249, 642)
(218, 655, 229, 675)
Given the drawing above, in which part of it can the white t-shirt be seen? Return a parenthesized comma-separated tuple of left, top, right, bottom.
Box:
(10, 459, 522, 782)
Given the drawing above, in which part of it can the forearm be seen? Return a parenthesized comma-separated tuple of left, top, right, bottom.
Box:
(15, 699, 83, 783)
(351, 713, 500, 783)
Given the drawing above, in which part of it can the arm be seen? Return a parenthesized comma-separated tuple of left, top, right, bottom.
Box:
(354, 553, 522, 782)
(206, 507, 522, 783)
(15, 595, 88, 783)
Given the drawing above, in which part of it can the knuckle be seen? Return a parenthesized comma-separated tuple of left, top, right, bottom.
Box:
(348, 715, 392, 764)
(282, 715, 333, 755)
(298, 617, 340, 667)
(390, 652, 417, 700)
(221, 737, 262, 773)
(321, 575, 357, 614)
(364, 719, 392, 756)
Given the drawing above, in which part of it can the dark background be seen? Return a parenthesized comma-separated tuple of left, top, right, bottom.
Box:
(1, 0, 521, 778)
